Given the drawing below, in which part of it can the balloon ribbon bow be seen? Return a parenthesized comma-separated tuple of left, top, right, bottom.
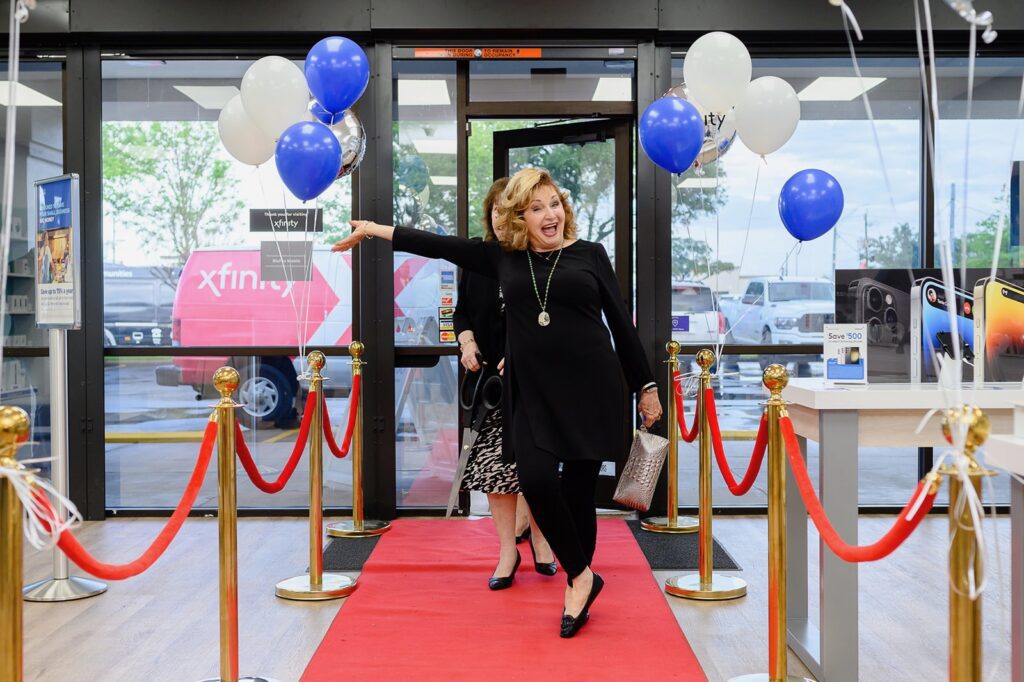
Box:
(0, 456, 81, 550)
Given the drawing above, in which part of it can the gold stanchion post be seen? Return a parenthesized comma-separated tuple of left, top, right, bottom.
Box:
(327, 341, 390, 538)
(276, 352, 357, 600)
(199, 368, 276, 682)
(0, 407, 30, 682)
(641, 341, 699, 534)
(665, 348, 747, 600)
(940, 405, 993, 682)
(732, 365, 811, 682)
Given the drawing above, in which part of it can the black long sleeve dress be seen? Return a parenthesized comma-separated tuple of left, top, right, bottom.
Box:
(394, 228, 654, 466)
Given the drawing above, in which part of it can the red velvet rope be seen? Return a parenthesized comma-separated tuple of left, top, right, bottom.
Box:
(323, 373, 360, 458)
(38, 421, 218, 580)
(706, 389, 769, 496)
(780, 415, 937, 563)
(234, 389, 316, 493)
(673, 370, 699, 443)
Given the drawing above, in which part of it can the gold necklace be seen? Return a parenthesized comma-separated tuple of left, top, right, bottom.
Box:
(526, 240, 565, 327)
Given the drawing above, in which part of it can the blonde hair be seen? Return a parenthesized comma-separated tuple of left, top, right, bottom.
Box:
(481, 177, 509, 242)
(495, 167, 577, 252)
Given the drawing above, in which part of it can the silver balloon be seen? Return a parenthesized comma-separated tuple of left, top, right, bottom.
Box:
(329, 110, 367, 179)
(664, 83, 737, 169)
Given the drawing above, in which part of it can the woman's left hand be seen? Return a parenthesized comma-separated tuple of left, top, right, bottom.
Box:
(638, 390, 662, 427)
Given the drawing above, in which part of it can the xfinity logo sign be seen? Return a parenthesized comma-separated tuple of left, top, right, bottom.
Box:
(249, 208, 323, 233)
(199, 262, 295, 298)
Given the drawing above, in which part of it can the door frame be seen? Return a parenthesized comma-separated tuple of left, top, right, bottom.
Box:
(489, 116, 636, 508)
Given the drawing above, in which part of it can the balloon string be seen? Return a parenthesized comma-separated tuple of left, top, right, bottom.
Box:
(959, 24, 977, 288)
(841, 0, 901, 225)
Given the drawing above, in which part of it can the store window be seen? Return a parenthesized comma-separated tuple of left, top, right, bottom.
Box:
(1, 61, 62, 468)
(933, 57, 1023, 505)
(391, 60, 459, 507)
(102, 58, 355, 509)
(2, 61, 62, 349)
(934, 58, 1023, 269)
(669, 56, 923, 506)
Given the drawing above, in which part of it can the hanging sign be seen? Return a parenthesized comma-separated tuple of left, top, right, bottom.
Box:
(249, 208, 323, 233)
(34, 174, 81, 329)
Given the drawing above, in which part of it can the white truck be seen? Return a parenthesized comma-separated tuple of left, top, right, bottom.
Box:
(670, 281, 724, 345)
(724, 277, 835, 345)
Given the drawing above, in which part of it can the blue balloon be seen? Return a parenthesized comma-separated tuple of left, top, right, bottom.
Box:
(275, 122, 342, 202)
(309, 100, 343, 126)
(778, 169, 845, 242)
(305, 37, 370, 114)
(638, 96, 704, 174)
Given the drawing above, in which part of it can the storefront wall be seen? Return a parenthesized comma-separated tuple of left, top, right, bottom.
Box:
(4, 0, 1022, 518)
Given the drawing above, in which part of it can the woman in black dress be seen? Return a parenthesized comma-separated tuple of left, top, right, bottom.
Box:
(454, 177, 556, 589)
(333, 168, 662, 638)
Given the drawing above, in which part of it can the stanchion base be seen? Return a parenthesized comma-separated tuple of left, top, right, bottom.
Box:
(639, 516, 699, 534)
(23, 576, 107, 602)
(275, 573, 357, 601)
(729, 675, 813, 682)
(664, 573, 747, 600)
(326, 519, 391, 537)
(197, 676, 279, 681)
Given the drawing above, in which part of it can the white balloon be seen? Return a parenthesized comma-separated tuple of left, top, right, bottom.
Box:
(683, 32, 752, 114)
(734, 76, 801, 156)
(217, 95, 276, 166)
(240, 56, 310, 141)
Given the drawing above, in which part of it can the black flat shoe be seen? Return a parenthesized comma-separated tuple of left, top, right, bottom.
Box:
(559, 573, 604, 638)
(529, 535, 557, 576)
(488, 552, 522, 591)
(515, 526, 532, 544)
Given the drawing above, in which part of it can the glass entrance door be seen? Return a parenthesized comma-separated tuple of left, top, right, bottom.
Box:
(490, 118, 635, 507)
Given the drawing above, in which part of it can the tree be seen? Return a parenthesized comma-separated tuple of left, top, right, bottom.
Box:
(671, 236, 735, 280)
(103, 121, 243, 287)
(865, 222, 919, 268)
(950, 209, 1019, 268)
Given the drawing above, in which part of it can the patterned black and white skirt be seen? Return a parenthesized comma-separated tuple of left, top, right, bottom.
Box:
(460, 408, 521, 495)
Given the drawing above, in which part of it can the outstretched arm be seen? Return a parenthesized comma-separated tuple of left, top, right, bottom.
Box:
(332, 220, 500, 278)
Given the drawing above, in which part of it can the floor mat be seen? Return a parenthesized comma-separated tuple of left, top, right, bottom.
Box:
(625, 519, 741, 571)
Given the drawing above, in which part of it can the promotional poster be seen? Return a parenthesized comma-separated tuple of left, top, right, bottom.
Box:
(835, 268, 1024, 383)
(34, 174, 81, 329)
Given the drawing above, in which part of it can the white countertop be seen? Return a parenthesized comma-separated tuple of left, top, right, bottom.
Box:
(783, 378, 1024, 411)
(987, 435, 1024, 477)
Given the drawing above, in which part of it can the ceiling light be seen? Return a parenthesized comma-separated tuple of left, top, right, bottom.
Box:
(398, 79, 451, 106)
(173, 85, 240, 110)
(797, 76, 885, 102)
(677, 177, 721, 189)
(431, 176, 457, 186)
(591, 77, 631, 102)
(0, 82, 61, 107)
(411, 138, 456, 155)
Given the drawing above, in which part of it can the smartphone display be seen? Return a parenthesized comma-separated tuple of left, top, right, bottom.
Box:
(912, 277, 974, 381)
(975, 278, 1024, 382)
(845, 276, 911, 379)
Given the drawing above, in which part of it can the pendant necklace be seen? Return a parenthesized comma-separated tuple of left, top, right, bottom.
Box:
(526, 240, 565, 327)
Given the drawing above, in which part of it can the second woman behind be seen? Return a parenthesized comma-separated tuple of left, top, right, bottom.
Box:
(453, 178, 556, 589)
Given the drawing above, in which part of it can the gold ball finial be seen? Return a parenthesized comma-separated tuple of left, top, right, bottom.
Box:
(212, 367, 240, 398)
(941, 405, 991, 456)
(307, 350, 326, 371)
(349, 340, 364, 358)
(665, 340, 681, 357)
(762, 363, 789, 395)
(0, 406, 30, 442)
(696, 348, 716, 370)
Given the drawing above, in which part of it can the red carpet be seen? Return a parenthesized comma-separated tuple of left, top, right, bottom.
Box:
(301, 518, 706, 681)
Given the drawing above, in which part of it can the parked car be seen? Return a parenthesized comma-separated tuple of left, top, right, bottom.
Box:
(725, 277, 835, 345)
(104, 265, 176, 347)
(154, 247, 448, 424)
(670, 281, 724, 344)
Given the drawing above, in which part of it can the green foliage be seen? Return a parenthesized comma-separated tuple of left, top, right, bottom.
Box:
(865, 222, 919, 268)
(950, 210, 1019, 268)
(671, 236, 735, 280)
(103, 121, 243, 283)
